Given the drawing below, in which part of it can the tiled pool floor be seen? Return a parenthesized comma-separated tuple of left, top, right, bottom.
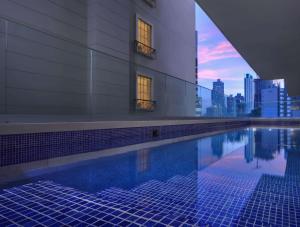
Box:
(1, 164, 299, 226)
(1, 128, 300, 226)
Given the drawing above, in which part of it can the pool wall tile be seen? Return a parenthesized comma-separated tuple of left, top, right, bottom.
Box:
(0, 121, 250, 166)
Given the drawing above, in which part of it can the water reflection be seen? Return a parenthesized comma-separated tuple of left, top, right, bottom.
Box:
(19, 128, 298, 194)
(245, 129, 254, 162)
(235, 148, 300, 226)
(212, 135, 225, 157)
(244, 128, 297, 166)
(136, 149, 150, 173)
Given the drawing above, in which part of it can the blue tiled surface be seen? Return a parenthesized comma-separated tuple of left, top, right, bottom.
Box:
(0, 129, 300, 226)
(1, 165, 299, 226)
(0, 121, 250, 166)
(0, 172, 253, 227)
(234, 152, 300, 227)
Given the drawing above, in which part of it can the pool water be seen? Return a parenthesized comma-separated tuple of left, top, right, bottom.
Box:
(0, 128, 299, 226)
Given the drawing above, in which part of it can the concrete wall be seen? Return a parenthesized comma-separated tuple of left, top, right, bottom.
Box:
(133, 0, 195, 83)
(132, 0, 196, 117)
(0, 0, 196, 120)
(87, 0, 131, 116)
(0, 0, 89, 115)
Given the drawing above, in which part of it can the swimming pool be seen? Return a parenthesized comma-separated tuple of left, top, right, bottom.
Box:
(0, 127, 299, 226)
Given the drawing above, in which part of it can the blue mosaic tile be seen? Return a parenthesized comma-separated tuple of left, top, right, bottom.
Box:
(0, 162, 299, 227)
(0, 121, 250, 166)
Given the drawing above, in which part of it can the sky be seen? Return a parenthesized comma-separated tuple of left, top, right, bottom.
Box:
(195, 4, 257, 96)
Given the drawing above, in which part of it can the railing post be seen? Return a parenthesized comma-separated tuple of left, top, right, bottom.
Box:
(87, 49, 94, 119)
(4, 20, 8, 116)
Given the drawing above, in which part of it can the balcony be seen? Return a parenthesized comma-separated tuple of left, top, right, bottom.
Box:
(135, 99, 156, 112)
(143, 0, 156, 8)
(134, 40, 156, 59)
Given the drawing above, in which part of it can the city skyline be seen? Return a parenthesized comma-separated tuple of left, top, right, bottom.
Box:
(200, 76, 292, 118)
(195, 4, 257, 95)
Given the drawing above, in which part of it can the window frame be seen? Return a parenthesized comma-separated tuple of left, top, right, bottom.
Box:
(136, 73, 154, 102)
(136, 15, 154, 49)
(135, 73, 155, 111)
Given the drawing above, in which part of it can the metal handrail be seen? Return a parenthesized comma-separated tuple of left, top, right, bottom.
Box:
(135, 99, 156, 112)
(134, 40, 156, 58)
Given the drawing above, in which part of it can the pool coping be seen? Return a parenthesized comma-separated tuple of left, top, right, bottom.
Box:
(0, 118, 247, 135)
(1, 118, 300, 135)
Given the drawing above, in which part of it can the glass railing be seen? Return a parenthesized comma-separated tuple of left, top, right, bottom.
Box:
(0, 17, 299, 123)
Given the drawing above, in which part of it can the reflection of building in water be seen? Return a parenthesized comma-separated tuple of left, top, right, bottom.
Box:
(197, 132, 247, 170)
(137, 149, 150, 172)
(212, 134, 225, 157)
(254, 129, 279, 161)
(287, 129, 292, 149)
(223, 130, 248, 156)
(197, 137, 219, 170)
(227, 130, 247, 143)
(227, 131, 240, 143)
(261, 129, 279, 153)
(210, 79, 225, 117)
(245, 129, 255, 163)
(292, 129, 300, 147)
(279, 129, 292, 156)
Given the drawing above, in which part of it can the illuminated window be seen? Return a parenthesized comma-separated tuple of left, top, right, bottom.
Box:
(136, 18, 155, 57)
(136, 75, 155, 111)
(137, 18, 152, 47)
(137, 75, 152, 101)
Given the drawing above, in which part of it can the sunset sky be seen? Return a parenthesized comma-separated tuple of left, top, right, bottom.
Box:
(196, 4, 257, 96)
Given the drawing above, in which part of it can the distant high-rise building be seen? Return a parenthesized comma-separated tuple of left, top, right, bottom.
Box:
(212, 79, 224, 104)
(261, 83, 291, 118)
(291, 97, 300, 117)
(227, 95, 237, 117)
(261, 87, 279, 117)
(212, 79, 225, 116)
(244, 74, 254, 114)
(254, 79, 273, 109)
(279, 88, 291, 117)
(235, 93, 245, 116)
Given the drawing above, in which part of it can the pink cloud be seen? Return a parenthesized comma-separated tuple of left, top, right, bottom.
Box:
(198, 32, 212, 42)
(199, 41, 241, 64)
(197, 28, 218, 43)
(197, 68, 240, 81)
